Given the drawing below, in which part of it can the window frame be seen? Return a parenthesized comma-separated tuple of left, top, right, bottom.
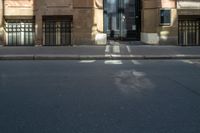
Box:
(160, 8, 171, 26)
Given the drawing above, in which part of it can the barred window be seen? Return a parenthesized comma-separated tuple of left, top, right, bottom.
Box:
(43, 16, 72, 46)
(5, 19, 35, 46)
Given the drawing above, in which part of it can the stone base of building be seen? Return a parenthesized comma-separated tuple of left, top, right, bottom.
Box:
(141, 33, 159, 44)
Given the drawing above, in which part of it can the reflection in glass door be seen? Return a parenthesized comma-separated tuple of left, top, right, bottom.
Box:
(104, 0, 140, 40)
(104, 0, 120, 38)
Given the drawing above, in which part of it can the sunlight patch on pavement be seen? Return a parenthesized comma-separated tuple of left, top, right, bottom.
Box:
(181, 60, 200, 65)
(104, 60, 123, 65)
(79, 60, 96, 63)
(175, 54, 186, 57)
(131, 60, 141, 65)
(181, 60, 194, 64)
(111, 54, 121, 57)
(132, 71, 145, 77)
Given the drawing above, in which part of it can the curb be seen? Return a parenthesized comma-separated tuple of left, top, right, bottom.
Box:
(1, 55, 200, 60)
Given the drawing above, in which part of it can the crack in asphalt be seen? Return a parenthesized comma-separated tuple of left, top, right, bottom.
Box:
(169, 78, 200, 97)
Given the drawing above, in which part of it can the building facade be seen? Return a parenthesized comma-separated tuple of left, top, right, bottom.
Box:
(0, 0, 199, 46)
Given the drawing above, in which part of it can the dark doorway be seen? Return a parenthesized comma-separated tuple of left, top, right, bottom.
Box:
(178, 15, 200, 46)
(104, 0, 141, 41)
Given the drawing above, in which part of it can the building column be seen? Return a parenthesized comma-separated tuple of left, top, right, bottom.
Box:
(0, 0, 3, 45)
(35, 15, 43, 46)
(141, 0, 159, 44)
(72, 0, 106, 45)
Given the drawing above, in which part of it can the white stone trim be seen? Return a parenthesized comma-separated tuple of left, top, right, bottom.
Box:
(141, 32, 159, 44)
(95, 33, 107, 45)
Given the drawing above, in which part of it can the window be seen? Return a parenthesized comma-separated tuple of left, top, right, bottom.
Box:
(43, 16, 72, 46)
(160, 9, 171, 26)
(5, 18, 35, 46)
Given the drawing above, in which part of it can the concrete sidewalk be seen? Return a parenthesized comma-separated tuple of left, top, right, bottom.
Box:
(0, 44, 200, 60)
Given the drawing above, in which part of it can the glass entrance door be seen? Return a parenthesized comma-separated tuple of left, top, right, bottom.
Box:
(104, 0, 140, 40)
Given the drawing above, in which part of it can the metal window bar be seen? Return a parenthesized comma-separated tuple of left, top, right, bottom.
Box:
(178, 19, 200, 46)
(43, 18, 72, 46)
(5, 19, 35, 46)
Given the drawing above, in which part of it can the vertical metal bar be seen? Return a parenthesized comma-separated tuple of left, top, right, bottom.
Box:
(188, 20, 190, 45)
(43, 21, 45, 45)
(19, 22, 20, 46)
(178, 20, 180, 45)
(197, 21, 198, 45)
(186, 20, 188, 46)
(15, 23, 17, 46)
(46, 21, 48, 45)
(192, 20, 194, 45)
(7, 23, 9, 45)
(48, 21, 50, 45)
(189, 20, 193, 45)
(180, 20, 183, 45)
(198, 20, 200, 45)
(28, 21, 30, 45)
(54, 21, 55, 45)
(33, 21, 35, 45)
(63, 21, 65, 45)
(53, 21, 55, 46)
(189, 20, 191, 45)
(192, 20, 196, 45)
(66, 21, 67, 45)
(17, 22, 21, 45)
(18, 22, 20, 45)
(49, 21, 51, 46)
(14, 22, 15, 45)
(47, 21, 49, 45)
(181, 20, 183, 45)
(183, 20, 186, 46)
(49, 21, 51, 45)
(182, 20, 184, 45)
(24, 22, 25, 45)
(194, 21, 196, 45)
(194, 20, 195, 45)
(11, 23, 13, 45)
(193, 20, 195, 45)
(69, 21, 71, 45)
(67, 21, 68, 45)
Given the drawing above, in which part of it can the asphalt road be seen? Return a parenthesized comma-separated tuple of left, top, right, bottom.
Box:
(0, 60, 200, 133)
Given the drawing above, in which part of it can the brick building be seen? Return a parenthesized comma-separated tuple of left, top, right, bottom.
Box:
(0, 0, 199, 46)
